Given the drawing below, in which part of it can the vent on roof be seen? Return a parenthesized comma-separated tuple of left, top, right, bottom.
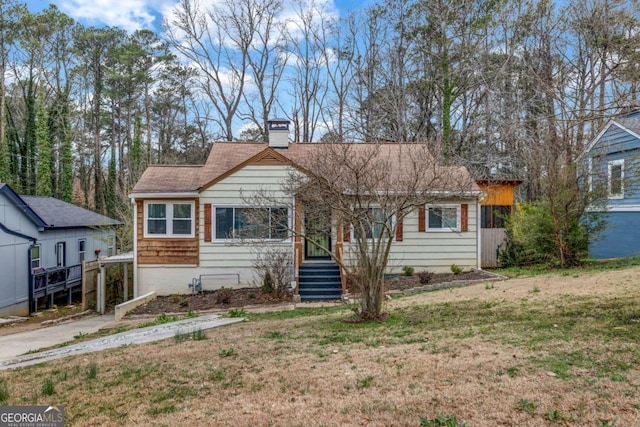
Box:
(268, 119, 290, 149)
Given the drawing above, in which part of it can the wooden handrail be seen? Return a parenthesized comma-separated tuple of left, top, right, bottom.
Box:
(336, 244, 347, 295)
(294, 246, 300, 295)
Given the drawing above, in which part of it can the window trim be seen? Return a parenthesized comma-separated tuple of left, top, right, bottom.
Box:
(56, 242, 65, 266)
(107, 235, 115, 257)
(608, 159, 624, 199)
(350, 207, 396, 242)
(143, 201, 195, 238)
(213, 206, 291, 241)
(78, 239, 86, 263)
(426, 204, 461, 232)
(31, 244, 41, 270)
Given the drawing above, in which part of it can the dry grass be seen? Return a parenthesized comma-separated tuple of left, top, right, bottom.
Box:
(3, 267, 640, 426)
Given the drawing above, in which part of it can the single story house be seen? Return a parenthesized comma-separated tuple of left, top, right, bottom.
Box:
(0, 183, 120, 315)
(583, 110, 640, 259)
(130, 121, 484, 300)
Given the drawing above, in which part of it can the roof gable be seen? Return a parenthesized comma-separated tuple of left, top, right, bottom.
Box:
(584, 111, 640, 156)
(199, 147, 293, 191)
(0, 183, 46, 228)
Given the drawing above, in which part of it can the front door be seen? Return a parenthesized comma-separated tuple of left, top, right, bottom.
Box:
(304, 216, 331, 259)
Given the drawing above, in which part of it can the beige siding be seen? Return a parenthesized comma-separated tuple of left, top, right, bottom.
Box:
(198, 165, 294, 285)
(138, 265, 256, 295)
(344, 201, 479, 274)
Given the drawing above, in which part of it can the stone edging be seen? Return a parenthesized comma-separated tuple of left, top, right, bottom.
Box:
(386, 269, 509, 296)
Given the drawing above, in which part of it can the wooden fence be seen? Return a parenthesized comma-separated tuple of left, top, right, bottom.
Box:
(82, 259, 133, 312)
(481, 228, 507, 268)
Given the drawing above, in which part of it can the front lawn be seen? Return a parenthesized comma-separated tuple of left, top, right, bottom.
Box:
(2, 266, 640, 426)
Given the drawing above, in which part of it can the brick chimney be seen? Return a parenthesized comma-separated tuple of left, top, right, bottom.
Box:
(268, 119, 290, 149)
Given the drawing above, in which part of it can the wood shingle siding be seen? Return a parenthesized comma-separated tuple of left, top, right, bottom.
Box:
(136, 200, 199, 265)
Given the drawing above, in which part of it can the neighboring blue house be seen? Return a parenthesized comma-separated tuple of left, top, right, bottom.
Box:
(583, 110, 640, 259)
(0, 183, 120, 316)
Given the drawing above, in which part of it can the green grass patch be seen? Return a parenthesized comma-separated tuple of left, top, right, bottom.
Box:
(0, 379, 9, 403)
(496, 256, 640, 278)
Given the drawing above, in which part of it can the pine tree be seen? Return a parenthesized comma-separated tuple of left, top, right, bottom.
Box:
(35, 90, 52, 196)
(106, 145, 117, 218)
(60, 126, 73, 202)
(130, 115, 142, 185)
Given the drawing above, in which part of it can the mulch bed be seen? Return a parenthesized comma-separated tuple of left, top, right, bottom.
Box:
(128, 269, 502, 316)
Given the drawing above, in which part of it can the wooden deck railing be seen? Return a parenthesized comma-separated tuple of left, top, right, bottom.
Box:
(31, 264, 82, 311)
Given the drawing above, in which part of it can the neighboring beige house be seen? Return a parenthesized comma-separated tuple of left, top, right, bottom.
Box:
(130, 121, 482, 300)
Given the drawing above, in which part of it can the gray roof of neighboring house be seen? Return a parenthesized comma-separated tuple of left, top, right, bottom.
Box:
(20, 196, 120, 228)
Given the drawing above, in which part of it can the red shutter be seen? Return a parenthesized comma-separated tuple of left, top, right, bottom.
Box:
(418, 206, 426, 232)
(343, 223, 351, 242)
(395, 210, 403, 241)
(461, 204, 468, 232)
(204, 204, 212, 242)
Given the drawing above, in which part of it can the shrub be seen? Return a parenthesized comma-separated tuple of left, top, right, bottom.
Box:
(402, 266, 415, 276)
(416, 271, 434, 284)
(450, 264, 463, 275)
(215, 287, 232, 304)
(498, 201, 604, 268)
(252, 248, 292, 297)
(262, 272, 273, 293)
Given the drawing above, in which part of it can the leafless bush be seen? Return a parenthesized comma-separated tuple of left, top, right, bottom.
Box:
(252, 247, 293, 298)
(416, 271, 434, 284)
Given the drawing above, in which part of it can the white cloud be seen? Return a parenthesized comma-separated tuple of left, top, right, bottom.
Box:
(58, 0, 175, 32)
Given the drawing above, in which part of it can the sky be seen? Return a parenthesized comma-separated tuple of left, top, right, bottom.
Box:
(26, 0, 372, 33)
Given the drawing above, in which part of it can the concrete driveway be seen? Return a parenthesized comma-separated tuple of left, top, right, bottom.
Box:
(0, 314, 244, 370)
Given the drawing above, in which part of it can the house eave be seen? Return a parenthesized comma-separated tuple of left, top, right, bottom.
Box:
(587, 204, 640, 213)
(129, 192, 199, 199)
(341, 190, 482, 197)
(0, 222, 37, 242)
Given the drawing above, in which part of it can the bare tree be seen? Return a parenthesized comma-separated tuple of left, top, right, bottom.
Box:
(165, 0, 250, 141)
(281, 0, 333, 142)
(244, 143, 477, 319)
(235, 0, 288, 142)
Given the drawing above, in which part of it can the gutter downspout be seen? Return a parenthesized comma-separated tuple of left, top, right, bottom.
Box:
(477, 198, 482, 270)
(28, 245, 34, 314)
(132, 197, 138, 298)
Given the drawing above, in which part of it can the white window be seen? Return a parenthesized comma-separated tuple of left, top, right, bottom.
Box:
(144, 201, 195, 238)
(56, 242, 65, 266)
(353, 207, 393, 240)
(107, 235, 115, 256)
(78, 239, 86, 262)
(214, 207, 289, 240)
(608, 159, 624, 199)
(427, 205, 461, 232)
(31, 245, 41, 270)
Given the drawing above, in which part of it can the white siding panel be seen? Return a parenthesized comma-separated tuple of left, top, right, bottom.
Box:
(344, 202, 479, 274)
(199, 165, 295, 273)
(138, 265, 260, 295)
